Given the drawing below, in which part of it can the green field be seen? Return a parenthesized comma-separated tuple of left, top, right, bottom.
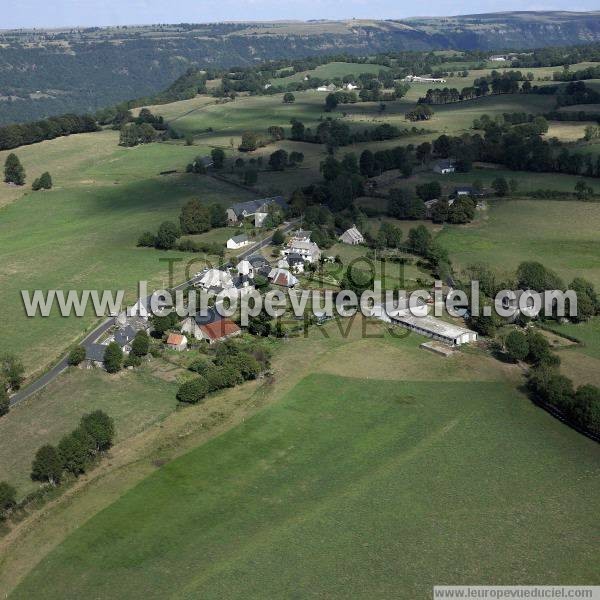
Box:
(438, 199, 600, 287)
(402, 167, 600, 195)
(272, 61, 390, 85)
(0, 135, 256, 375)
(11, 369, 600, 599)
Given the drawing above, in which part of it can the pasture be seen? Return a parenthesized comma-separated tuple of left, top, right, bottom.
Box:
(0, 135, 256, 375)
(0, 366, 178, 496)
(271, 61, 390, 85)
(437, 199, 600, 288)
(10, 364, 599, 598)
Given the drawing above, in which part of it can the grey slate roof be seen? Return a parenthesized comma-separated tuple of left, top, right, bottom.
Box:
(230, 234, 248, 244)
(193, 307, 222, 326)
(86, 343, 107, 363)
(230, 196, 286, 218)
(435, 159, 456, 170)
(248, 254, 269, 268)
(286, 252, 304, 265)
(114, 325, 137, 347)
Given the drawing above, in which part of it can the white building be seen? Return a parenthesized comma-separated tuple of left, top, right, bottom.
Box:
(317, 83, 337, 92)
(166, 333, 188, 351)
(226, 234, 250, 250)
(282, 240, 321, 263)
(197, 268, 234, 291)
(433, 159, 456, 175)
(236, 259, 255, 278)
(339, 225, 364, 245)
(344, 82, 359, 90)
(402, 75, 446, 84)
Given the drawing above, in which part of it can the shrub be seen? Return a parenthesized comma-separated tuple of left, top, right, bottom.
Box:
(124, 353, 142, 368)
(176, 378, 209, 404)
(131, 331, 150, 357)
(155, 221, 180, 250)
(67, 345, 86, 366)
(4, 153, 25, 185)
(137, 231, 156, 247)
(0, 386, 9, 417)
(0, 481, 16, 519)
(505, 330, 529, 362)
(58, 431, 92, 475)
(103, 342, 123, 373)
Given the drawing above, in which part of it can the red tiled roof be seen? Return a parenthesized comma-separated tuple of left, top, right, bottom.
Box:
(166, 333, 186, 346)
(199, 319, 241, 341)
(274, 272, 290, 287)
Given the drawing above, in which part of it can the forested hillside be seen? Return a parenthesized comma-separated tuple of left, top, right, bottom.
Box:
(1, 11, 600, 124)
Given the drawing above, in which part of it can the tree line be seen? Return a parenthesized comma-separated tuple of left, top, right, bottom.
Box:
(0, 410, 115, 523)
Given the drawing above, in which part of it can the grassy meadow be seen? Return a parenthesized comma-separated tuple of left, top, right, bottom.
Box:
(0, 366, 178, 495)
(0, 134, 256, 375)
(438, 199, 600, 288)
(271, 61, 390, 85)
(10, 359, 599, 598)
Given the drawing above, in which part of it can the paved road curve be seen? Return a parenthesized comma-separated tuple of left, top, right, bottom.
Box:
(8, 221, 298, 407)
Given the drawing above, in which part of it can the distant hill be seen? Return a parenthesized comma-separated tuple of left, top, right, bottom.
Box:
(1, 11, 600, 124)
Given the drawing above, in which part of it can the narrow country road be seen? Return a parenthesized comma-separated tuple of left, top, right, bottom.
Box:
(8, 221, 298, 408)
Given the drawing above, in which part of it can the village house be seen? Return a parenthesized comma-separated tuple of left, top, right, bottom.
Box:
(165, 333, 188, 351)
(181, 307, 242, 344)
(497, 290, 557, 323)
(277, 253, 304, 273)
(317, 83, 337, 92)
(197, 268, 234, 293)
(344, 82, 359, 90)
(199, 319, 242, 344)
(233, 272, 255, 296)
(282, 239, 321, 263)
(197, 155, 214, 169)
(112, 325, 137, 354)
(433, 159, 456, 174)
(339, 225, 364, 245)
(452, 186, 484, 198)
(268, 267, 299, 288)
(289, 229, 311, 243)
(247, 254, 272, 277)
(83, 343, 108, 369)
(236, 259, 255, 278)
(125, 297, 150, 320)
(226, 196, 286, 227)
(226, 234, 250, 250)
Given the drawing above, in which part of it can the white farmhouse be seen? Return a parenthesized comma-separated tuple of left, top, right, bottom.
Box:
(226, 234, 250, 250)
